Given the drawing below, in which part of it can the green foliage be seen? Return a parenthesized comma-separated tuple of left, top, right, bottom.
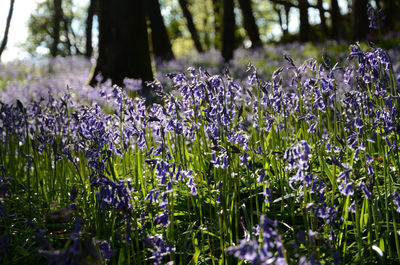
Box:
(23, 0, 87, 57)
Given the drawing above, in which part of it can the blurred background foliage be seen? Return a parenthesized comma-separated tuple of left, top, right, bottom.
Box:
(1, 0, 400, 88)
(17, 0, 400, 59)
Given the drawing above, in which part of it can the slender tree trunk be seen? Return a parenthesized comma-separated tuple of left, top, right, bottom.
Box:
(146, 0, 175, 61)
(63, 15, 72, 56)
(273, 4, 285, 36)
(0, 0, 15, 61)
(330, 0, 341, 40)
(237, 0, 262, 49)
(89, 0, 153, 88)
(68, 23, 83, 55)
(178, 0, 204, 53)
(212, 0, 222, 49)
(284, 4, 290, 36)
(51, 0, 62, 57)
(382, 0, 400, 32)
(85, 0, 95, 58)
(352, 0, 369, 40)
(202, 0, 211, 50)
(222, 0, 235, 62)
(298, 0, 310, 42)
(317, 0, 328, 36)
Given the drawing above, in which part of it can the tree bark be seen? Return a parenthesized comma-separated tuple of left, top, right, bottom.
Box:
(146, 0, 175, 61)
(212, 0, 222, 49)
(273, 4, 285, 36)
(330, 0, 341, 40)
(85, 0, 96, 58)
(51, 0, 62, 57)
(0, 0, 15, 61)
(62, 14, 72, 56)
(317, 0, 328, 36)
(352, 0, 369, 40)
(89, 0, 153, 88)
(298, 0, 310, 42)
(202, 0, 211, 50)
(237, 0, 262, 49)
(178, 0, 204, 53)
(222, 0, 235, 62)
(382, 0, 400, 31)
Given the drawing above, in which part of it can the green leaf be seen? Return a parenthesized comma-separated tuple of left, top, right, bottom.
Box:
(187, 247, 201, 265)
(117, 247, 126, 265)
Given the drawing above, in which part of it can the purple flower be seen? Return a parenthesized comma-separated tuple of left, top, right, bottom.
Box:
(99, 241, 114, 260)
(358, 182, 373, 199)
(225, 239, 259, 262)
(154, 211, 170, 226)
(339, 181, 354, 196)
(143, 235, 174, 265)
(226, 215, 286, 264)
(367, 4, 385, 29)
(263, 187, 272, 203)
(247, 64, 257, 86)
(349, 201, 356, 213)
(393, 190, 400, 213)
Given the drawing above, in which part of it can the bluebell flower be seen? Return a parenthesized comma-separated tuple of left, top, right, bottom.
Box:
(144, 235, 174, 265)
(145, 189, 160, 204)
(247, 64, 258, 86)
(263, 187, 272, 203)
(225, 239, 259, 262)
(254, 145, 264, 155)
(226, 215, 287, 264)
(257, 169, 266, 182)
(154, 211, 170, 226)
(349, 201, 356, 213)
(367, 164, 375, 175)
(339, 181, 354, 196)
(239, 152, 248, 167)
(354, 117, 364, 130)
(159, 193, 168, 209)
(357, 183, 372, 199)
(99, 241, 114, 260)
(393, 190, 400, 213)
(314, 203, 338, 224)
(367, 4, 385, 30)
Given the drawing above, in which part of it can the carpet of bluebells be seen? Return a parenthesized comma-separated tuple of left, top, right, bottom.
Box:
(0, 41, 400, 265)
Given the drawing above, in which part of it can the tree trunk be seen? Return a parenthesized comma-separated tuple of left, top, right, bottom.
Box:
(284, 4, 290, 36)
(330, 0, 341, 40)
(237, 0, 262, 49)
(178, 0, 204, 53)
(273, 4, 285, 36)
(317, 0, 328, 36)
(146, 0, 175, 61)
(51, 0, 62, 57)
(298, 0, 310, 42)
(382, 0, 400, 32)
(89, 0, 153, 88)
(202, 0, 211, 50)
(62, 14, 72, 56)
(222, 0, 235, 62)
(0, 0, 15, 61)
(85, 0, 96, 58)
(212, 0, 222, 49)
(352, 0, 369, 40)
